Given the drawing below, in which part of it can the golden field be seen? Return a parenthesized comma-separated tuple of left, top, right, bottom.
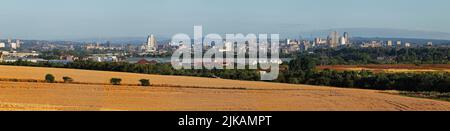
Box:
(0, 65, 450, 111)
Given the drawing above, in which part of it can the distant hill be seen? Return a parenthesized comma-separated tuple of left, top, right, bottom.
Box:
(72, 37, 146, 44)
(72, 36, 172, 45)
(299, 28, 450, 40)
(68, 28, 450, 44)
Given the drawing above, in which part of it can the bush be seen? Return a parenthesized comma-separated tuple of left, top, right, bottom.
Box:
(110, 78, 122, 85)
(45, 74, 55, 83)
(139, 79, 151, 86)
(63, 76, 74, 83)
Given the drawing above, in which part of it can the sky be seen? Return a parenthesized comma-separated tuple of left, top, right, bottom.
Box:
(1, 0, 450, 40)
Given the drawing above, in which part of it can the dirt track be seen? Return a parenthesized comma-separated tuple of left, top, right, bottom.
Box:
(0, 65, 449, 111)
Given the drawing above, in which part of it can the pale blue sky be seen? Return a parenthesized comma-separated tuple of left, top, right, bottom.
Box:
(0, 0, 449, 40)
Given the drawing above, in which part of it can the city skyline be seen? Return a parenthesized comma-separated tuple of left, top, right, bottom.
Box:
(1, 0, 450, 40)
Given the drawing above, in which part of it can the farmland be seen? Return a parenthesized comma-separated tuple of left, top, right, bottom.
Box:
(0, 65, 450, 111)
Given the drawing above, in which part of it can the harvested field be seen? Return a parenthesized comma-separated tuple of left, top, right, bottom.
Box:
(0, 65, 449, 111)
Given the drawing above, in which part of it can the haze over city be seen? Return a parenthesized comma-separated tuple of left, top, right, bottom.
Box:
(1, 0, 450, 40)
(1, 0, 450, 117)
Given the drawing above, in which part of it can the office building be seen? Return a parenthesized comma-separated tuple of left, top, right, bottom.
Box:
(146, 35, 157, 52)
(328, 31, 339, 48)
(387, 40, 393, 47)
(340, 36, 346, 45)
(405, 43, 411, 47)
(10, 43, 17, 49)
(343, 32, 350, 44)
(396, 41, 402, 46)
(427, 42, 433, 47)
(16, 39, 21, 48)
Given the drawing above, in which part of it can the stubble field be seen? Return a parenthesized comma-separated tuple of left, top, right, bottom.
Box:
(0, 65, 449, 111)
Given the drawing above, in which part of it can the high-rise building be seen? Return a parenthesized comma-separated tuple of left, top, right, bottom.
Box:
(10, 43, 17, 49)
(106, 41, 111, 48)
(396, 41, 402, 47)
(0, 34, 4, 48)
(427, 42, 433, 47)
(16, 39, 20, 48)
(301, 40, 311, 51)
(387, 40, 393, 47)
(343, 32, 349, 44)
(328, 31, 339, 48)
(314, 38, 320, 45)
(340, 36, 346, 45)
(146, 35, 157, 52)
(405, 43, 411, 47)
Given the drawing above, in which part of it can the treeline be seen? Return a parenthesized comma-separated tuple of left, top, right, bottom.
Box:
(302, 47, 450, 65)
(282, 56, 450, 92)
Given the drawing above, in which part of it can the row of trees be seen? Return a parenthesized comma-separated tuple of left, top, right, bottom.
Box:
(282, 56, 450, 92)
(44, 74, 73, 83)
(44, 74, 151, 86)
(279, 69, 450, 92)
(110, 78, 150, 86)
(302, 47, 450, 65)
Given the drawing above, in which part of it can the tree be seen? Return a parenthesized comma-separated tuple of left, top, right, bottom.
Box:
(139, 79, 151, 86)
(63, 76, 74, 83)
(110, 78, 122, 85)
(45, 74, 55, 83)
(289, 56, 316, 71)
